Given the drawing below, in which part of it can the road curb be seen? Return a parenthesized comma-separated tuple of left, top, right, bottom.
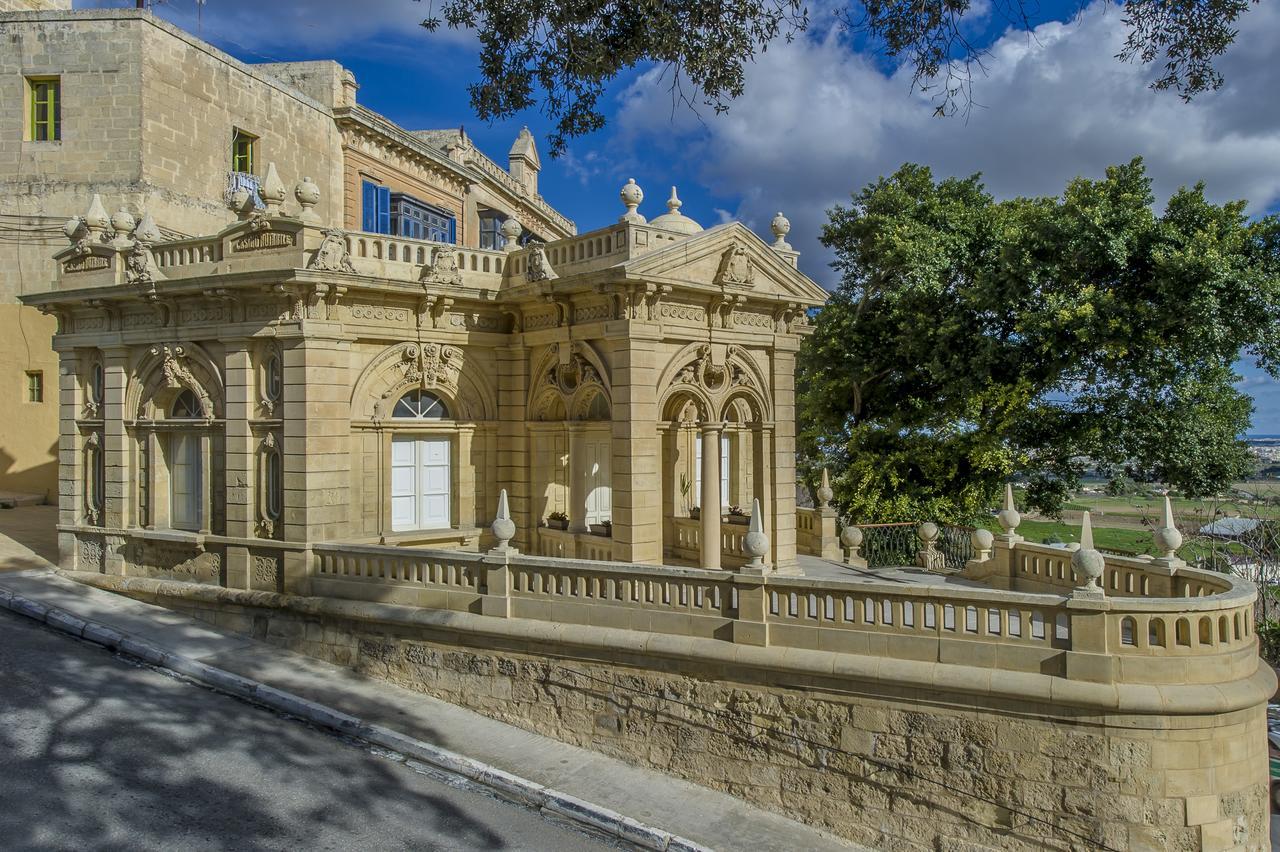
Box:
(0, 589, 713, 852)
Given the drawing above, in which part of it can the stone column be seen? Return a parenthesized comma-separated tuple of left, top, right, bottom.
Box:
(769, 341, 799, 573)
(456, 425, 476, 532)
(566, 424, 588, 536)
(280, 331, 351, 591)
(700, 422, 723, 570)
(222, 342, 254, 538)
(198, 432, 212, 535)
(496, 343, 530, 551)
(610, 335, 663, 564)
(55, 348, 82, 569)
(100, 346, 130, 531)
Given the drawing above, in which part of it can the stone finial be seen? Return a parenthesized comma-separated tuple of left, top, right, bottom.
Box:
(84, 194, 110, 241)
(294, 176, 321, 223)
(1071, 511, 1106, 592)
(110, 207, 137, 238)
(259, 162, 287, 216)
(1152, 495, 1184, 563)
(815, 468, 834, 509)
(500, 216, 523, 252)
(770, 211, 792, 250)
(63, 216, 84, 244)
(916, 522, 945, 572)
(619, 178, 645, 224)
(134, 211, 162, 245)
(490, 489, 516, 553)
(840, 523, 865, 567)
(971, 527, 994, 561)
(743, 498, 770, 571)
(996, 483, 1021, 538)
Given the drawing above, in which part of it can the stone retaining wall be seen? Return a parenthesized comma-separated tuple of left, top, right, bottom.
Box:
(82, 574, 1271, 852)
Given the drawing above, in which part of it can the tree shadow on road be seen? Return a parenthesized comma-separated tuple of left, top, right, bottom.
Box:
(0, 610, 559, 852)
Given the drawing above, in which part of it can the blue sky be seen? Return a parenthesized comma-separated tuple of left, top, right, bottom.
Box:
(80, 0, 1280, 433)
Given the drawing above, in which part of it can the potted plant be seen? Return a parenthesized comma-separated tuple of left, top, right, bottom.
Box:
(590, 519, 612, 537)
(679, 473, 692, 514)
(546, 511, 569, 531)
(689, 505, 701, 520)
(727, 504, 749, 525)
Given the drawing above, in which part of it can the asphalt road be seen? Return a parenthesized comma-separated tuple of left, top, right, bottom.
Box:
(0, 608, 616, 852)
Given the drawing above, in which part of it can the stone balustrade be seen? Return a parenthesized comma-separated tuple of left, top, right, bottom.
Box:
(153, 237, 222, 270)
(669, 516, 752, 567)
(343, 232, 507, 287)
(293, 527, 1261, 685)
(533, 527, 615, 561)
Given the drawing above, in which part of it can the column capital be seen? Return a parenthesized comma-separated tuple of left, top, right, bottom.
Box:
(699, 421, 725, 434)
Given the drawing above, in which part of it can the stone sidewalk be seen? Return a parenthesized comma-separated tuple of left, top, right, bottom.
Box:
(0, 508, 862, 852)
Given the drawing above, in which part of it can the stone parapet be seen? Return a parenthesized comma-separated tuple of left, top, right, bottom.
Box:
(62, 567, 1277, 852)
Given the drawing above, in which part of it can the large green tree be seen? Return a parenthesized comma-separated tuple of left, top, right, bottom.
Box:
(417, 0, 1257, 155)
(797, 159, 1280, 522)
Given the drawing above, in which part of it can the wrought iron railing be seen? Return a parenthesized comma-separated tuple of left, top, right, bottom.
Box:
(854, 522, 974, 570)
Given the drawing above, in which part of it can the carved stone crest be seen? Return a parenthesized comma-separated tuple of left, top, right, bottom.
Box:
(151, 344, 214, 418)
(308, 229, 355, 273)
(525, 246, 557, 283)
(714, 244, 755, 288)
(420, 246, 462, 286)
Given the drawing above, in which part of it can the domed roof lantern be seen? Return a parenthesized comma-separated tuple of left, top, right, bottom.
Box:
(648, 186, 703, 236)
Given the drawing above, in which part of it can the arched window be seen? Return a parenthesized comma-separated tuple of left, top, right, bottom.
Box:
(584, 393, 610, 421)
(89, 361, 104, 407)
(171, 389, 204, 419)
(1120, 617, 1136, 646)
(393, 389, 448, 419)
(262, 350, 282, 414)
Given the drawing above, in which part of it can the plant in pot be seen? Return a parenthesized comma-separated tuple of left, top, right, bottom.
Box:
(591, 519, 612, 537)
(727, 504, 749, 525)
(546, 510, 569, 531)
(679, 473, 692, 514)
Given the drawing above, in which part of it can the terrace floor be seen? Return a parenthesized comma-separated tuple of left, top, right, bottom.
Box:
(795, 554, 990, 588)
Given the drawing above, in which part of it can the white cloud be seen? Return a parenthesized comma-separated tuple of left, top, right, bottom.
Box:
(615, 1, 1280, 286)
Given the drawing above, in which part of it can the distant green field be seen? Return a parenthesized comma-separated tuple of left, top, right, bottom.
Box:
(976, 517, 1154, 554)
(973, 517, 1242, 562)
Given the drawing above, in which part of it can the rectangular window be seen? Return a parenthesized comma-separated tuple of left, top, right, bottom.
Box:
(25, 371, 43, 403)
(231, 129, 257, 174)
(28, 77, 60, 142)
(583, 439, 612, 525)
(479, 212, 505, 250)
(391, 191, 456, 243)
(390, 436, 451, 531)
(170, 433, 202, 532)
(361, 180, 392, 234)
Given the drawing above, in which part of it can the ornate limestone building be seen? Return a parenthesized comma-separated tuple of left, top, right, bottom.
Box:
(26, 175, 825, 578)
(0, 1, 570, 496)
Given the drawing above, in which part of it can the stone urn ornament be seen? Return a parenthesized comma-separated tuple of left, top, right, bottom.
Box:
(743, 498, 769, 572)
(1071, 511, 1106, 593)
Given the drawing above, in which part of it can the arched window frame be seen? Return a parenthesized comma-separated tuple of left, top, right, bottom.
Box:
(392, 388, 449, 420)
(170, 388, 205, 419)
(256, 432, 283, 538)
(260, 346, 283, 416)
(82, 430, 104, 526)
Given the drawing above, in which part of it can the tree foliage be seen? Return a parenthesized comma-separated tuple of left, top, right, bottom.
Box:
(418, 0, 1258, 155)
(797, 159, 1280, 522)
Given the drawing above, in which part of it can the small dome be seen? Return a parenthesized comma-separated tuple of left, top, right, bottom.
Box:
(648, 187, 702, 236)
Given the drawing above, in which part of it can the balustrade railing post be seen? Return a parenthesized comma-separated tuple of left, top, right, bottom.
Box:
(732, 573, 769, 646)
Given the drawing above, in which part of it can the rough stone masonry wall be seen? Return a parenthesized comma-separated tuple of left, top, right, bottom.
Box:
(112, 583, 1269, 852)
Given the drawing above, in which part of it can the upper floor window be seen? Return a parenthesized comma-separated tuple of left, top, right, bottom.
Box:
(479, 212, 505, 250)
(362, 180, 391, 234)
(361, 180, 456, 243)
(392, 192, 456, 243)
(25, 370, 43, 403)
(232, 129, 257, 174)
(27, 77, 60, 142)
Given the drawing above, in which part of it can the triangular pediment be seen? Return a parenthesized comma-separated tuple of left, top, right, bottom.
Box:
(618, 222, 828, 305)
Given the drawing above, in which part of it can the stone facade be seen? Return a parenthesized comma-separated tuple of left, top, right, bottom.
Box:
(25, 175, 820, 573)
(0, 8, 573, 496)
